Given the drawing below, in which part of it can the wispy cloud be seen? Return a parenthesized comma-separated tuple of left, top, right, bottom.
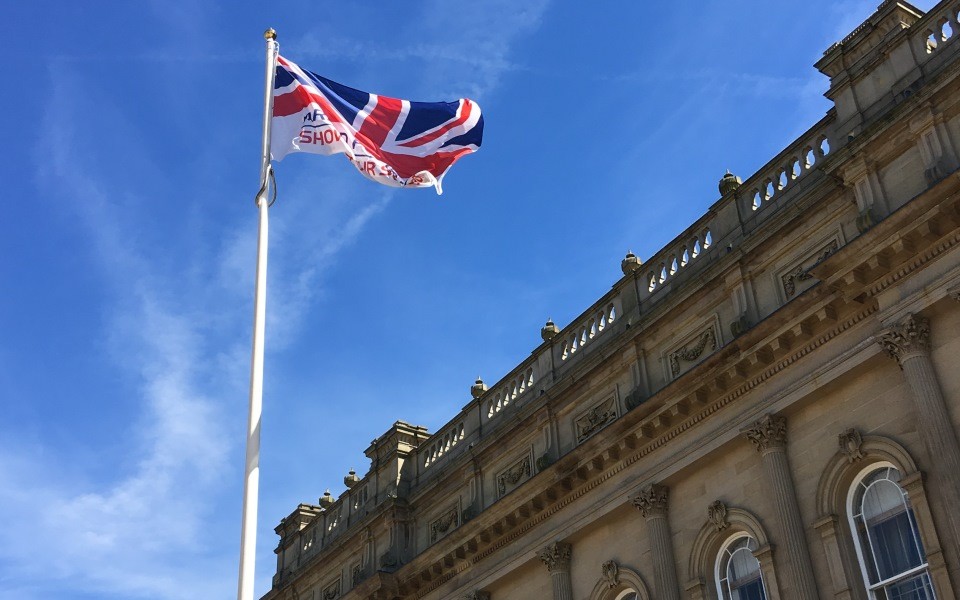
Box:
(0, 0, 552, 597)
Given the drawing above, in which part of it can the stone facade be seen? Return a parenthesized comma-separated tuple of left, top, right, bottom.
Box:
(263, 2, 960, 599)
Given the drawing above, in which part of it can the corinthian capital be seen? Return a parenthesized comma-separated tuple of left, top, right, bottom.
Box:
(744, 414, 787, 453)
(878, 313, 931, 365)
(538, 541, 572, 573)
(631, 484, 669, 519)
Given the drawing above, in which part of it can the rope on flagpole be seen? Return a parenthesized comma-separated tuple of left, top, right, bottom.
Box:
(253, 165, 277, 207)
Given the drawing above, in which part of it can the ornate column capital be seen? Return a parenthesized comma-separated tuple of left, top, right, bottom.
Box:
(538, 541, 572, 573)
(631, 484, 669, 519)
(744, 414, 787, 453)
(878, 313, 930, 365)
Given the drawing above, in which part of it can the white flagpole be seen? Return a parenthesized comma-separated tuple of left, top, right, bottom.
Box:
(238, 27, 278, 600)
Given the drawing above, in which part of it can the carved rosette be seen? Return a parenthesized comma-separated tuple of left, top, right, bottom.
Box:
(601, 560, 620, 588)
(707, 500, 729, 531)
(878, 313, 931, 365)
(631, 484, 669, 519)
(838, 428, 864, 463)
(744, 414, 787, 454)
(538, 541, 572, 573)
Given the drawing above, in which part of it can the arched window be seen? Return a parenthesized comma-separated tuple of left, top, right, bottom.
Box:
(716, 534, 767, 600)
(614, 591, 638, 600)
(848, 464, 936, 599)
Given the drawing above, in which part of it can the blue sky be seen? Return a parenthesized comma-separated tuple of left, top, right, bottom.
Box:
(0, 1, 937, 598)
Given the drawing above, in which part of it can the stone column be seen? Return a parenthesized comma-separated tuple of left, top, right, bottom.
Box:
(631, 484, 681, 600)
(744, 415, 819, 600)
(879, 313, 960, 549)
(539, 541, 572, 600)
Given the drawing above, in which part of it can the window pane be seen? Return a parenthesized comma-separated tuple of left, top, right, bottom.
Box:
(868, 511, 924, 580)
(728, 547, 766, 600)
(885, 571, 936, 600)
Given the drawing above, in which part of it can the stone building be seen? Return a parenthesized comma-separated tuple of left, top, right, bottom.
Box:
(263, 2, 960, 599)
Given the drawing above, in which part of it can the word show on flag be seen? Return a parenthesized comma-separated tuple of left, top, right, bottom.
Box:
(271, 56, 484, 194)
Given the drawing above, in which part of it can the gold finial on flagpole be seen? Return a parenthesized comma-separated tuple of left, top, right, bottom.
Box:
(264, 28, 277, 40)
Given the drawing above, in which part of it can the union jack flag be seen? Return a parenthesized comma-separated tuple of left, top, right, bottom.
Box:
(271, 55, 483, 194)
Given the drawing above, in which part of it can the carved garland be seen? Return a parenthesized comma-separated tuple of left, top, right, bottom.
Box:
(430, 505, 460, 543)
(782, 240, 839, 299)
(322, 579, 341, 600)
(575, 397, 618, 443)
(497, 456, 532, 496)
(669, 328, 717, 377)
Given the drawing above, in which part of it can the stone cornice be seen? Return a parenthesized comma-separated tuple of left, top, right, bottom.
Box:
(396, 295, 878, 600)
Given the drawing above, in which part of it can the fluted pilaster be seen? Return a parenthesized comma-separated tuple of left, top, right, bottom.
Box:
(631, 484, 681, 600)
(745, 415, 819, 600)
(880, 313, 960, 550)
(539, 542, 572, 600)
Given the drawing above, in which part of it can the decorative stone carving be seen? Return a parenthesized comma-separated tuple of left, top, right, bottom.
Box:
(601, 559, 620, 588)
(948, 286, 960, 302)
(632, 484, 669, 519)
(624, 388, 646, 410)
(669, 329, 716, 377)
(879, 313, 931, 365)
(379, 551, 397, 569)
(541, 318, 560, 341)
(470, 377, 488, 399)
(343, 469, 360, 488)
(322, 579, 341, 599)
(729, 315, 750, 338)
(430, 504, 460, 542)
(460, 592, 491, 600)
(535, 453, 553, 471)
(719, 170, 742, 196)
(538, 541, 572, 573)
(319, 489, 335, 508)
(575, 396, 618, 443)
(621, 251, 642, 275)
(707, 500, 729, 531)
(838, 428, 864, 462)
(497, 456, 531, 496)
(745, 414, 787, 453)
(781, 240, 838, 299)
(351, 562, 364, 587)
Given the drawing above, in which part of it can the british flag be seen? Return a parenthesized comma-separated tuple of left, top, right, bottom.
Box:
(271, 55, 483, 194)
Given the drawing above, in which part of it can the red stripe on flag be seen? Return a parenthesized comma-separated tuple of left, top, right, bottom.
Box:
(357, 96, 402, 148)
(398, 101, 472, 148)
(273, 83, 347, 126)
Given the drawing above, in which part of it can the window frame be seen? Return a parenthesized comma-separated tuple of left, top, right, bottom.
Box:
(714, 532, 768, 600)
(845, 461, 935, 599)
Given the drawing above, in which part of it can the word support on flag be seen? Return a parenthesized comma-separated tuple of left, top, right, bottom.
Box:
(271, 56, 484, 194)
